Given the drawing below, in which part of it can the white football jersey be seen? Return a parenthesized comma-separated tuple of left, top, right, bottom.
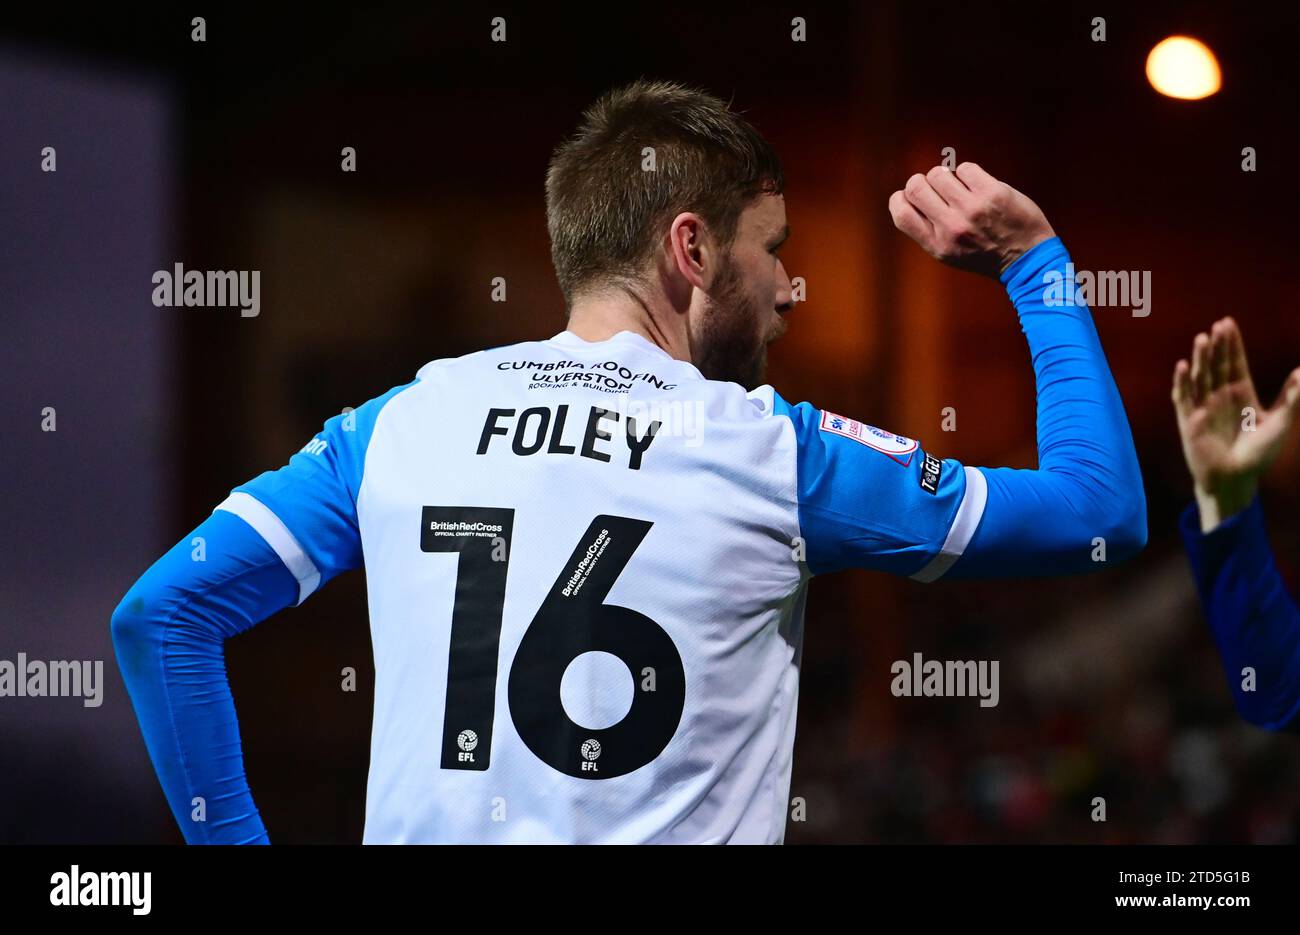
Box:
(219, 329, 984, 843)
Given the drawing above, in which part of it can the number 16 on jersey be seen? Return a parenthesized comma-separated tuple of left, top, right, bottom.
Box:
(421, 506, 686, 779)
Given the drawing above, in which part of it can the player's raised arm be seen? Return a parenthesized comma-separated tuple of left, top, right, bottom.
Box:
(899, 163, 1147, 576)
(1173, 318, 1300, 730)
(776, 163, 1145, 580)
(110, 381, 416, 843)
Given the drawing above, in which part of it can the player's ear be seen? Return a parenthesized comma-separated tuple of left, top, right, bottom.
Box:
(667, 212, 707, 290)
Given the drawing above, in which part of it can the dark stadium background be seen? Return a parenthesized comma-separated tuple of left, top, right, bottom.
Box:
(3, 2, 1298, 844)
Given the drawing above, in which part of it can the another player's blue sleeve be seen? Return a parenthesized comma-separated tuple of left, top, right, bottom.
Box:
(1180, 498, 1300, 731)
(110, 380, 417, 843)
(774, 236, 1146, 579)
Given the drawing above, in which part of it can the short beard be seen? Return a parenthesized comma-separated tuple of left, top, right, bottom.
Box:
(691, 258, 771, 389)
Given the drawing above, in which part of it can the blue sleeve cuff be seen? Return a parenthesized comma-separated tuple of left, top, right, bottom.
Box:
(999, 235, 1067, 303)
(1180, 496, 1268, 584)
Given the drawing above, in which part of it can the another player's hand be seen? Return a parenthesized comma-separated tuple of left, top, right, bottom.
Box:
(888, 163, 1056, 278)
(1172, 317, 1300, 532)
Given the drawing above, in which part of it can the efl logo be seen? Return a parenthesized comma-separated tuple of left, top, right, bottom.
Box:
(819, 410, 917, 465)
(580, 738, 601, 772)
(457, 729, 478, 763)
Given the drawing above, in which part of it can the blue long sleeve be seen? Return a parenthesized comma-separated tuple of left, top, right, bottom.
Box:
(771, 236, 1145, 580)
(111, 509, 298, 844)
(111, 383, 407, 844)
(947, 237, 1147, 577)
(1180, 498, 1300, 731)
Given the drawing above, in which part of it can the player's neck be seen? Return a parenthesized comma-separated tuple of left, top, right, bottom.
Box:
(565, 294, 691, 364)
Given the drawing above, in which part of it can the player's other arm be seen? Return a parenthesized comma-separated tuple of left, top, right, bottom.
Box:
(1173, 318, 1300, 731)
(891, 163, 1146, 575)
(111, 383, 411, 842)
(110, 511, 297, 844)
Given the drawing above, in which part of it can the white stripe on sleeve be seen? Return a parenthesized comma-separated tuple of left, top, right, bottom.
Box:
(214, 492, 322, 605)
(909, 466, 988, 583)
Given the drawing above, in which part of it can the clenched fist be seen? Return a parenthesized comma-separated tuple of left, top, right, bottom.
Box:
(888, 163, 1056, 278)
(1173, 317, 1300, 532)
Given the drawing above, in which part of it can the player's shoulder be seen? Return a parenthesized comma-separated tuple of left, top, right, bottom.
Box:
(759, 387, 813, 428)
(714, 382, 786, 425)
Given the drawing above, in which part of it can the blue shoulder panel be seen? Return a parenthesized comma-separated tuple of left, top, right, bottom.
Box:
(772, 392, 971, 577)
(230, 379, 419, 593)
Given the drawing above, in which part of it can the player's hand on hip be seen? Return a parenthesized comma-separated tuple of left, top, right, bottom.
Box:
(1172, 316, 1300, 531)
(888, 162, 1056, 278)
